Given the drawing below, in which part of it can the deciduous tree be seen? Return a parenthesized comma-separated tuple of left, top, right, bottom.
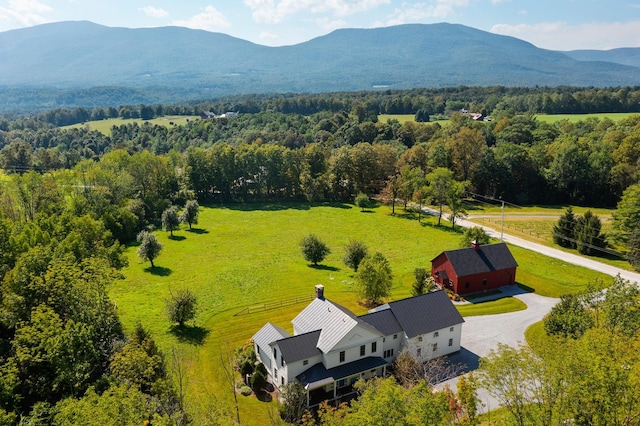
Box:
(355, 252, 393, 306)
(179, 200, 199, 230)
(166, 289, 197, 328)
(136, 231, 162, 268)
(300, 234, 330, 266)
(161, 206, 180, 237)
(343, 240, 368, 272)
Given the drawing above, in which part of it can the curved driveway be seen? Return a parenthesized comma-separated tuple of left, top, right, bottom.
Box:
(431, 209, 640, 410)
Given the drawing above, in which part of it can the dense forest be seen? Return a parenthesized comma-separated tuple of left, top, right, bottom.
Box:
(6, 85, 639, 126)
(1, 86, 640, 423)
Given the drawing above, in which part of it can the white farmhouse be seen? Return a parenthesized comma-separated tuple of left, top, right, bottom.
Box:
(252, 285, 464, 406)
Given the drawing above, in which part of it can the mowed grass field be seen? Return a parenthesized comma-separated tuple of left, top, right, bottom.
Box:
(109, 203, 609, 424)
(63, 115, 199, 135)
(378, 112, 639, 125)
(463, 202, 631, 270)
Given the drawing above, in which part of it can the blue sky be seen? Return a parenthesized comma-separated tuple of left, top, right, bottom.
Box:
(0, 0, 639, 50)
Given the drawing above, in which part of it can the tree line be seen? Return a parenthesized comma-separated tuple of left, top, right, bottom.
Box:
(18, 85, 640, 127)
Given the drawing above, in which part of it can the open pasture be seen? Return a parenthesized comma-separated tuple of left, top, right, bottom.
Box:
(62, 115, 198, 135)
(110, 203, 609, 424)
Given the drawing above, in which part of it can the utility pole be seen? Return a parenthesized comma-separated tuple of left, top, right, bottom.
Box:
(501, 200, 505, 241)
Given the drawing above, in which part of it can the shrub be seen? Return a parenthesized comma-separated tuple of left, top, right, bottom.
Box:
(250, 370, 266, 392)
(240, 386, 252, 396)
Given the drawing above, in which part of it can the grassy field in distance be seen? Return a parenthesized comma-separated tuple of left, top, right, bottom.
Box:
(62, 115, 198, 135)
(109, 203, 610, 424)
(378, 112, 640, 125)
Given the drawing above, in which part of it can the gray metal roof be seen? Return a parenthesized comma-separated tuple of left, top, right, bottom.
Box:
(296, 356, 388, 389)
(292, 297, 381, 353)
(276, 330, 322, 363)
(252, 322, 290, 353)
(437, 243, 518, 277)
(359, 309, 403, 336)
(386, 290, 464, 338)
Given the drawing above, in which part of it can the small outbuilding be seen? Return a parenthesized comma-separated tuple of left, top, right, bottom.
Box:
(431, 242, 517, 295)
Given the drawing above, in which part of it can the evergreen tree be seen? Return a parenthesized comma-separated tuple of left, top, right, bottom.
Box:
(553, 206, 577, 248)
(574, 210, 605, 255)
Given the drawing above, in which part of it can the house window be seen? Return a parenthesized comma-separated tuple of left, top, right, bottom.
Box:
(281, 356, 284, 367)
(339, 351, 345, 363)
(281, 377, 285, 386)
(273, 348, 277, 359)
(417, 348, 422, 357)
(482, 278, 488, 286)
(274, 369, 278, 379)
(432, 343, 438, 352)
(303, 359, 308, 366)
(434, 331, 439, 338)
(465, 282, 470, 289)
(450, 326, 454, 332)
(384, 349, 394, 358)
(418, 336, 423, 342)
(393, 334, 398, 339)
(449, 338, 453, 347)
(360, 345, 366, 357)
(371, 341, 377, 353)
(338, 379, 346, 388)
(383, 337, 386, 342)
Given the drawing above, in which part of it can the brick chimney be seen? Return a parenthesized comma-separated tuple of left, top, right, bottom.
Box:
(315, 284, 325, 300)
(471, 239, 480, 250)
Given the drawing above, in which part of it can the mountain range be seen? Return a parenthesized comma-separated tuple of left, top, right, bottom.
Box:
(1, 21, 639, 112)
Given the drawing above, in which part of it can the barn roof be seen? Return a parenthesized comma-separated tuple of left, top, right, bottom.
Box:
(435, 242, 517, 277)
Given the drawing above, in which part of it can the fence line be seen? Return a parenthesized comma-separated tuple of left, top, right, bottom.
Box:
(234, 294, 315, 316)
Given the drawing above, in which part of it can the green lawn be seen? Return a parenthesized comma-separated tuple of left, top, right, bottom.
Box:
(535, 112, 639, 123)
(62, 115, 198, 135)
(456, 297, 527, 317)
(110, 203, 609, 424)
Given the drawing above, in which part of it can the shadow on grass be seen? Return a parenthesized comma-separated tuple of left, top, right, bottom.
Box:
(186, 228, 209, 234)
(515, 282, 535, 293)
(202, 201, 353, 212)
(145, 266, 172, 276)
(309, 264, 340, 272)
(168, 235, 186, 241)
(255, 391, 273, 403)
(170, 325, 209, 345)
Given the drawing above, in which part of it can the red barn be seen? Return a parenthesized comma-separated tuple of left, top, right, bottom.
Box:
(431, 242, 518, 295)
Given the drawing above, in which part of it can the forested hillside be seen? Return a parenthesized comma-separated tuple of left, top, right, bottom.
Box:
(1, 21, 640, 112)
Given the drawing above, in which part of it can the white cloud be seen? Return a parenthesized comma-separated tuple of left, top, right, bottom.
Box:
(491, 0, 511, 4)
(139, 6, 169, 19)
(0, 0, 52, 27)
(259, 30, 279, 40)
(172, 6, 231, 30)
(386, 0, 470, 25)
(491, 21, 640, 50)
(244, 0, 390, 24)
(316, 16, 347, 31)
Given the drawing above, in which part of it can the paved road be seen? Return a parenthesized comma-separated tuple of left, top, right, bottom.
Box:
(427, 208, 640, 412)
(427, 207, 640, 284)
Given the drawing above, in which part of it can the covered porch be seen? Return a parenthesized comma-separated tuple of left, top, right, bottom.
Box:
(296, 357, 388, 408)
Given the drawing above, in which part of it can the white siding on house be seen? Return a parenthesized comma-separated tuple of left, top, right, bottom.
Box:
(286, 354, 323, 380)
